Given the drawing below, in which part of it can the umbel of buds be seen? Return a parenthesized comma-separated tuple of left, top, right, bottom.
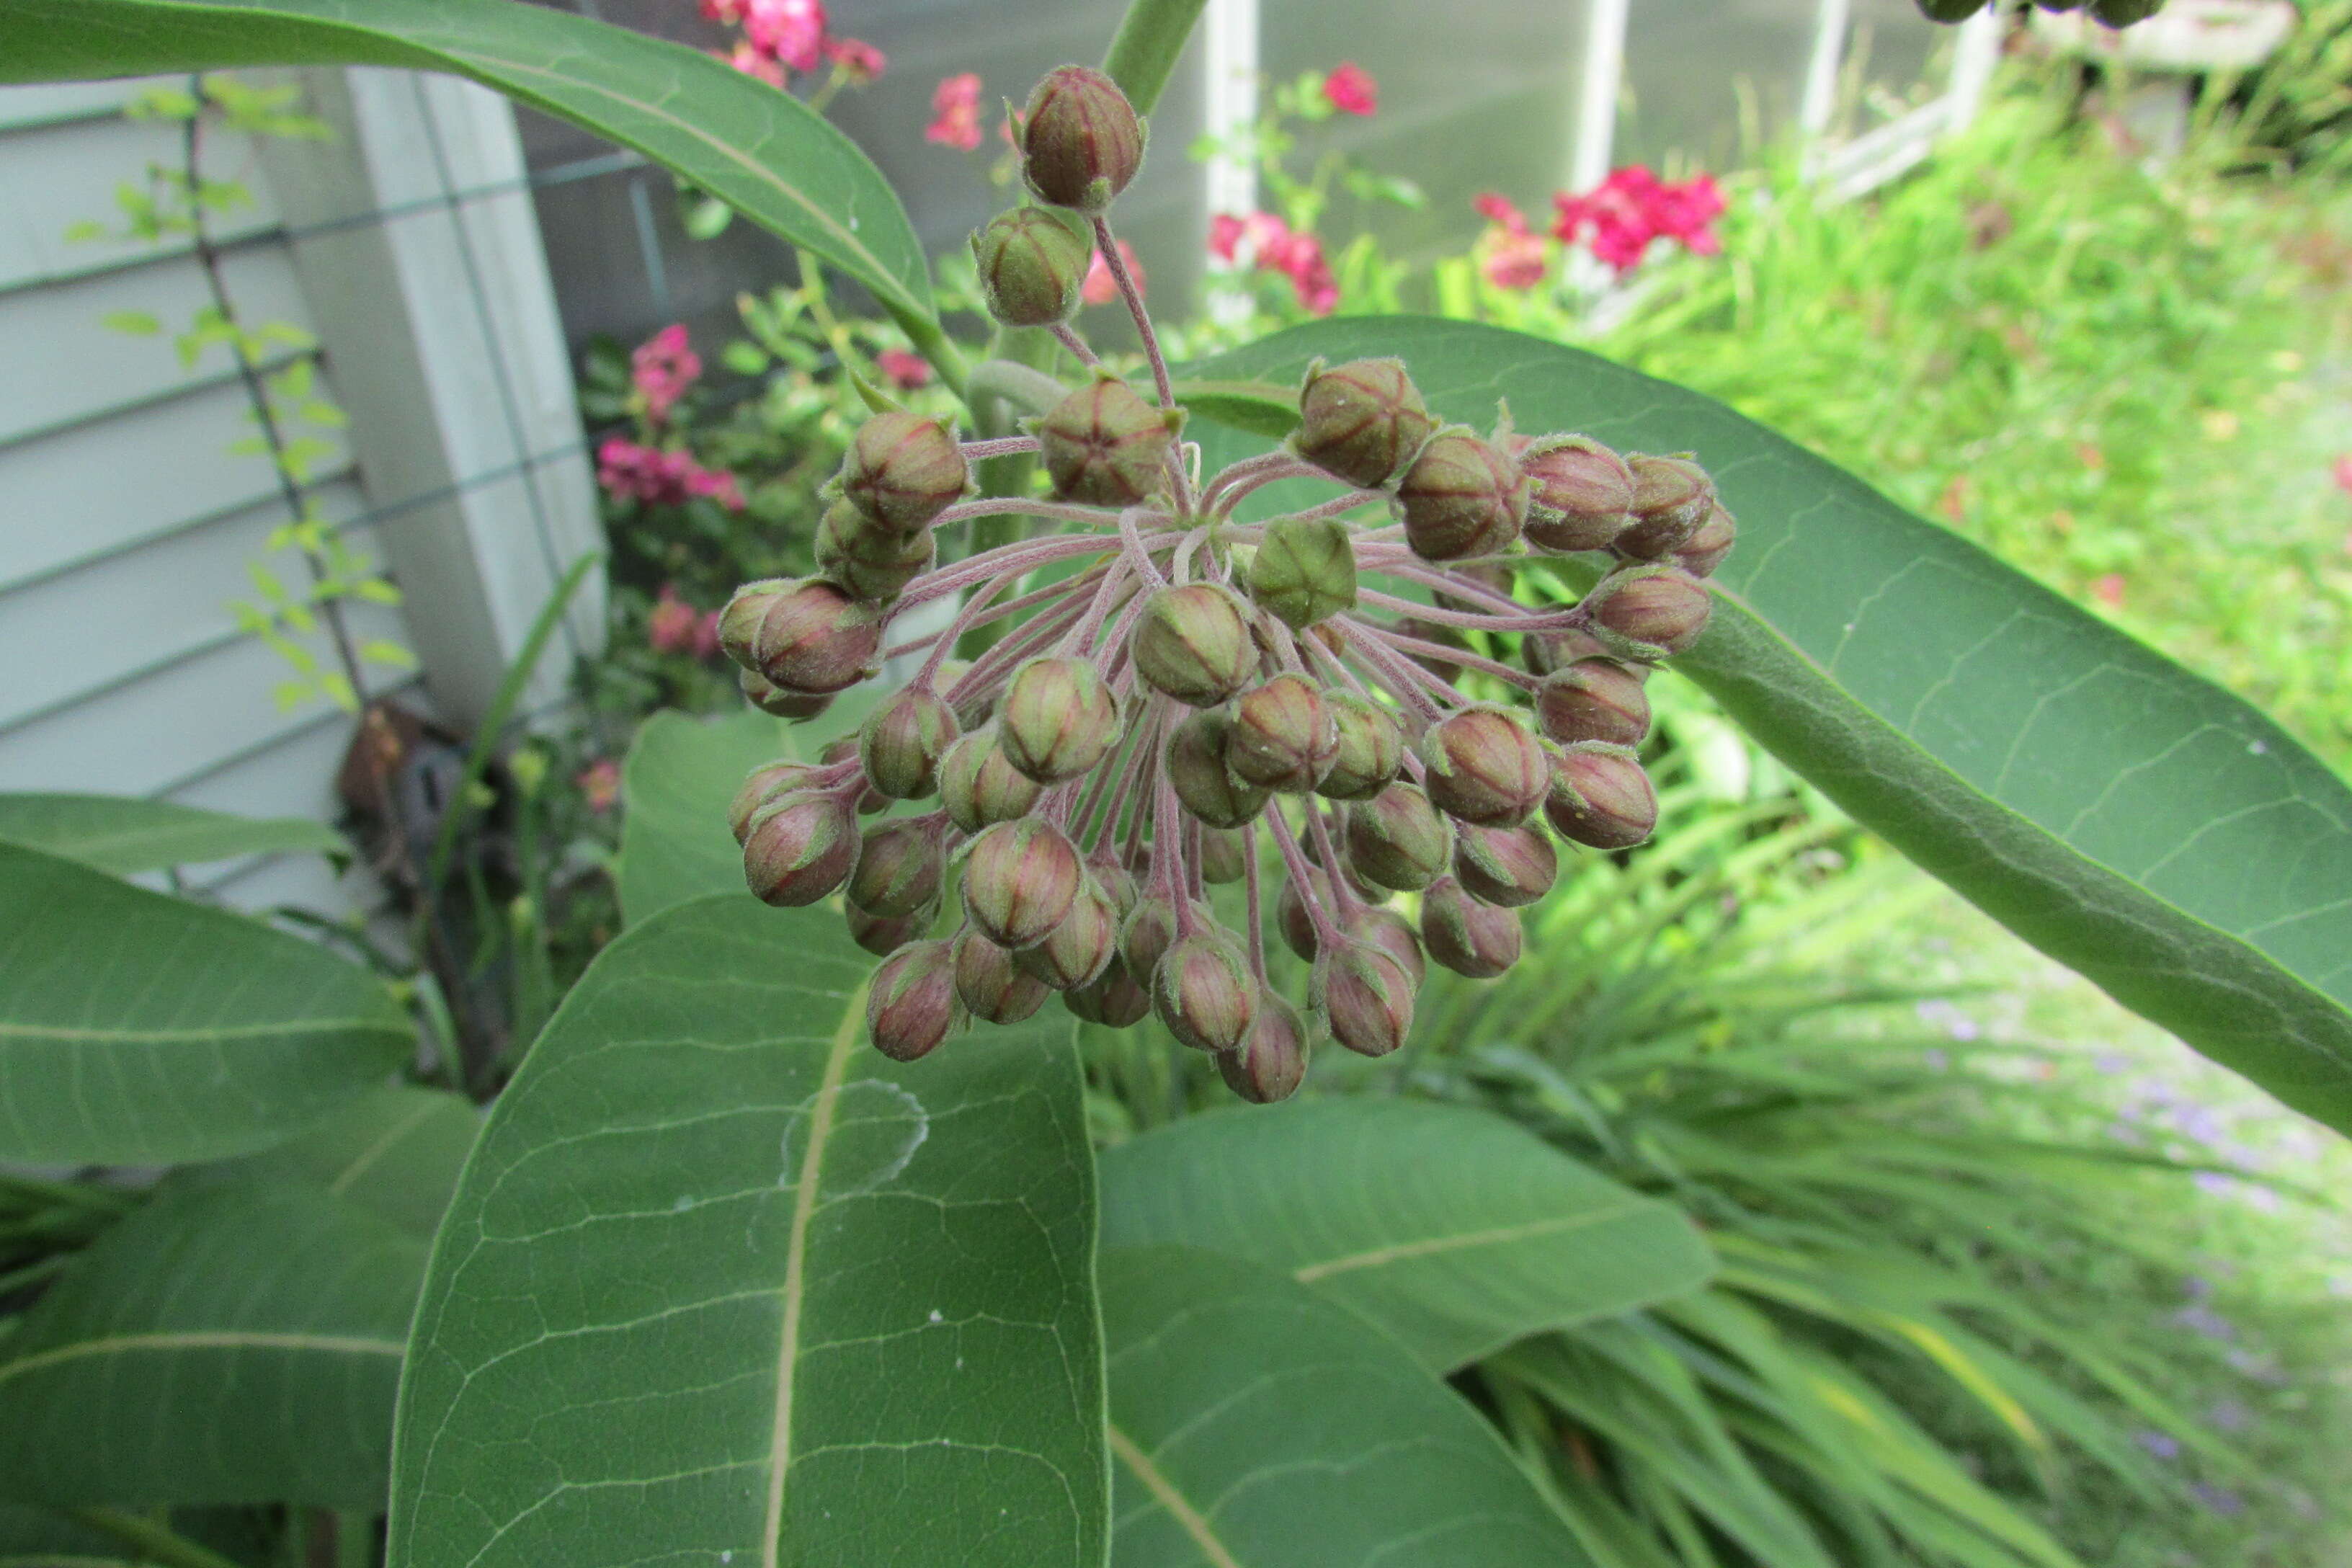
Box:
(716, 66, 1736, 1103)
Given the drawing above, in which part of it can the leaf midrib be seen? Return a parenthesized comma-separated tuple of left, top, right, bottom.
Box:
(0, 1019, 401, 1044)
(1108, 1422, 1245, 1568)
(1290, 1202, 1653, 1283)
(0, 1330, 405, 1389)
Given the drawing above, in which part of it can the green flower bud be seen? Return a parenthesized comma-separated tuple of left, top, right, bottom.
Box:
(1395, 428, 1528, 563)
(1133, 583, 1259, 706)
(953, 930, 1054, 1025)
(1309, 938, 1416, 1058)
(999, 656, 1124, 784)
(1350, 903, 1427, 989)
(1345, 782, 1453, 891)
(861, 686, 961, 800)
(1020, 65, 1146, 213)
(1535, 658, 1652, 747)
(816, 497, 937, 603)
(1195, 827, 1247, 885)
(846, 817, 945, 918)
(1119, 894, 1182, 982)
(1165, 708, 1273, 829)
(1453, 821, 1558, 909)
(866, 939, 963, 1062)
(729, 760, 817, 845)
(1673, 502, 1737, 579)
(742, 790, 859, 906)
(1015, 877, 1120, 991)
(1417, 705, 1550, 828)
(1219, 992, 1309, 1104)
(1289, 358, 1435, 490)
(961, 818, 1084, 950)
(1276, 865, 1348, 962)
(752, 578, 884, 694)
(1616, 454, 1715, 560)
(1585, 566, 1713, 658)
(719, 576, 793, 669)
(1316, 692, 1404, 801)
(1544, 743, 1659, 850)
(1038, 373, 1180, 507)
(971, 206, 1091, 327)
(939, 724, 1046, 833)
(1152, 927, 1258, 1054)
(739, 667, 837, 721)
(1420, 878, 1523, 979)
(1914, 0, 1989, 19)
(1065, 960, 1152, 1026)
(848, 901, 935, 957)
(1087, 857, 1140, 919)
(1226, 673, 1338, 793)
(1517, 434, 1635, 553)
(1523, 625, 1633, 680)
(840, 411, 969, 533)
(1247, 515, 1358, 629)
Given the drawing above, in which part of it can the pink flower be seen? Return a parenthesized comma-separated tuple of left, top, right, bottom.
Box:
(2333, 454, 2352, 494)
(1206, 211, 1337, 314)
(742, 0, 826, 74)
(1285, 236, 1339, 316)
(2092, 573, 2127, 609)
(1208, 213, 1249, 264)
(684, 464, 746, 512)
(1482, 230, 1549, 290)
(648, 584, 703, 656)
(597, 437, 746, 512)
(1323, 61, 1378, 117)
(630, 324, 701, 426)
(576, 759, 621, 814)
(693, 610, 723, 662)
(876, 349, 932, 390)
(726, 38, 785, 87)
(927, 73, 984, 151)
(1474, 192, 1530, 236)
(824, 35, 886, 85)
(1551, 166, 1727, 277)
(1082, 239, 1144, 306)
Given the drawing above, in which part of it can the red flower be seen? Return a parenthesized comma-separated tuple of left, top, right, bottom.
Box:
(576, 759, 621, 814)
(876, 349, 932, 390)
(630, 324, 701, 426)
(1208, 213, 1249, 264)
(1323, 61, 1378, 117)
(2091, 574, 2127, 610)
(743, 0, 827, 74)
(927, 73, 984, 151)
(824, 36, 886, 86)
(1206, 211, 1337, 314)
(1482, 230, 1549, 290)
(1551, 166, 1727, 276)
(1082, 239, 1145, 306)
(1473, 192, 1530, 236)
(648, 584, 703, 656)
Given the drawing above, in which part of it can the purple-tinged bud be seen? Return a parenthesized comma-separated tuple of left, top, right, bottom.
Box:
(1517, 434, 1635, 553)
(742, 790, 858, 906)
(1065, 961, 1152, 1026)
(1132, 583, 1258, 706)
(971, 206, 1091, 327)
(1015, 878, 1119, 990)
(1165, 709, 1273, 829)
(846, 817, 945, 917)
(719, 576, 793, 670)
(1247, 516, 1358, 629)
(740, 667, 837, 721)
(1544, 744, 1659, 850)
(1195, 827, 1247, 885)
(1118, 894, 1184, 980)
(1345, 782, 1453, 891)
(861, 686, 961, 800)
(1453, 821, 1558, 909)
(839, 411, 968, 534)
(1417, 705, 1550, 828)
(1290, 358, 1435, 490)
(940, 724, 1046, 833)
(1673, 502, 1737, 578)
(1220, 992, 1310, 1104)
(848, 901, 935, 957)
(1585, 566, 1713, 659)
(1316, 692, 1405, 802)
(1616, 454, 1715, 560)
(999, 656, 1124, 784)
(753, 579, 884, 694)
(1309, 939, 1416, 1059)
(1226, 674, 1338, 793)
(1020, 65, 1146, 213)
(1395, 428, 1529, 563)
(1152, 927, 1258, 1054)
(1039, 373, 1180, 507)
(816, 498, 936, 603)
(954, 930, 1054, 1025)
(962, 819, 1084, 950)
(1524, 625, 1638, 681)
(867, 940, 963, 1061)
(1420, 878, 1523, 979)
(1349, 904, 1427, 989)
(1277, 866, 1344, 963)
(730, 760, 818, 845)
(1087, 857, 1140, 919)
(1535, 659, 1652, 748)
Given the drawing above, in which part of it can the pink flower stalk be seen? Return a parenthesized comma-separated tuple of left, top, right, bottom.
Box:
(823, 35, 886, 85)
(1322, 61, 1378, 117)
(576, 758, 621, 813)
(597, 437, 747, 512)
(1551, 166, 1727, 277)
(631, 324, 702, 426)
(876, 349, 932, 390)
(927, 73, 984, 151)
(649, 584, 705, 656)
(1082, 239, 1145, 306)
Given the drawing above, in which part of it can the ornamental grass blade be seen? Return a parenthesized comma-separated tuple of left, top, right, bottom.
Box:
(387, 897, 1105, 1568)
(1189, 317, 2352, 1133)
(0, 0, 933, 329)
(0, 842, 411, 1165)
(0, 793, 343, 875)
(1098, 1098, 1711, 1371)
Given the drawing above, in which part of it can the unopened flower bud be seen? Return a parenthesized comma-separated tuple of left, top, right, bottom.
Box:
(1585, 566, 1712, 658)
(971, 206, 1091, 327)
(729, 760, 817, 845)
(1518, 435, 1635, 553)
(1219, 992, 1310, 1104)
(999, 656, 1124, 783)
(1616, 454, 1715, 559)
(1195, 827, 1247, 885)
(839, 411, 969, 533)
(1395, 429, 1528, 562)
(740, 667, 837, 721)
(1453, 821, 1558, 908)
(1420, 878, 1523, 979)
(1915, 0, 1989, 20)
(1087, 857, 1139, 919)
(1247, 515, 1358, 628)
(1316, 692, 1404, 801)
(742, 790, 858, 906)
(1673, 502, 1737, 578)
(816, 497, 936, 602)
(1524, 625, 1635, 680)
(1349, 903, 1427, 989)
(1165, 709, 1273, 829)
(861, 686, 960, 800)
(940, 724, 1046, 833)
(848, 901, 935, 957)
(954, 930, 1054, 1025)
(1132, 583, 1258, 706)
(1545, 744, 1660, 850)
(961, 819, 1084, 949)
(1020, 65, 1146, 213)
(1015, 878, 1119, 990)
(753, 578, 883, 694)
(1310, 939, 1415, 1058)
(1118, 894, 1205, 980)
(1226, 674, 1337, 793)
(1152, 928, 1258, 1054)
(719, 576, 792, 669)
(1290, 358, 1435, 489)
(847, 817, 945, 917)
(866, 939, 963, 1062)
(1417, 705, 1550, 827)
(1277, 865, 1347, 962)
(1039, 373, 1180, 507)
(1535, 659, 1652, 747)
(1065, 961, 1152, 1026)
(1345, 782, 1453, 891)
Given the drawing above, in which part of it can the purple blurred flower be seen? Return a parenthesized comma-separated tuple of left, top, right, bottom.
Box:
(2189, 1484, 2245, 1516)
(2193, 1171, 2237, 1198)
(2204, 1398, 2252, 1433)
(2134, 1430, 2180, 1460)
(2093, 1051, 2130, 1074)
(2172, 1304, 2236, 1341)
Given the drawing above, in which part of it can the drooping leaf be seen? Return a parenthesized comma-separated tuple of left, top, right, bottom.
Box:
(1098, 1098, 1712, 1370)
(387, 897, 1105, 1568)
(195, 1084, 479, 1239)
(1101, 1245, 1592, 1568)
(0, 0, 932, 329)
(0, 793, 342, 875)
(0, 1182, 422, 1508)
(1188, 318, 2352, 1133)
(0, 843, 411, 1165)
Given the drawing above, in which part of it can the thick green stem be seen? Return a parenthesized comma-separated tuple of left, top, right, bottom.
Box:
(65, 1507, 251, 1568)
(1102, 0, 1211, 115)
(968, 357, 1073, 424)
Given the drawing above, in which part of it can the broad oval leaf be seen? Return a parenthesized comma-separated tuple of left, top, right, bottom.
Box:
(0, 1181, 422, 1507)
(0, 0, 932, 329)
(1102, 1245, 1591, 1568)
(0, 843, 411, 1164)
(0, 793, 342, 876)
(196, 1084, 480, 1239)
(1189, 318, 2352, 1133)
(388, 897, 1105, 1568)
(1099, 1099, 1711, 1371)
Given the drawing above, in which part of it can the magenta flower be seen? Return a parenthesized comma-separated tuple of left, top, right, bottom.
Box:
(743, 0, 827, 74)
(630, 324, 702, 427)
(926, 73, 984, 151)
(876, 349, 932, 390)
(2334, 453, 2352, 494)
(597, 437, 745, 512)
(1473, 192, 1531, 236)
(576, 758, 621, 813)
(1082, 239, 1145, 306)
(726, 38, 785, 86)
(1552, 166, 1727, 277)
(649, 584, 705, 656)
(823, 35, 886, 85)
(1323, 61, 1378, 117)
(1206, 211, 1337, 315)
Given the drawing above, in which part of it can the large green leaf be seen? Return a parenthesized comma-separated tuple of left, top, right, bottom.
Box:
(0, 843, 410, 1164)
(1102, 1245, 1591, 1568)
(196, 1084, 480, 1239)
(387, 897, 1105, 1568)
(0, 0, 932, 331)
(0, 1505, 140, 1568)
(1189, 317, 2352, 1132)
(0, 1181, 422, 1508)
(0, 793, 342, 876)
(1099, 1099, 1711, 1371)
